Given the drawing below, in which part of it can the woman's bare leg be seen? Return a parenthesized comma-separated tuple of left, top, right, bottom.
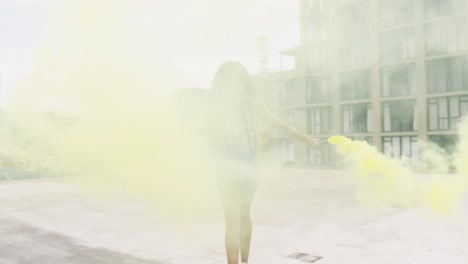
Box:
(218, 161, 259, 264)
(240, 202, 252, 263)
(219, 182, 241, 264)
(239, 180, 257, 263)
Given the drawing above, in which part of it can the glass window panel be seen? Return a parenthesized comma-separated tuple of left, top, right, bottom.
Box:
(450, 97, 460, 117)
(392, 137, 401, 157)
(323, 109, 330, 134)
(308, 110, 315, 133)
(384, 104, 391, 132)
(439, 119, 449, 130)
(402, 136, 411, 157)
(439, 120, 448, 130)
(427, 63, 436, 92)
(457, 19, 468, 51)
(439, 98, 448, 118)
(382, 70, 390, 96)
(411, 137, 419, 165)
(437, 77, 446, 92)
(380, 0, 414, 28)
(322, 79, 330, 102)
(450, 58, 463, 91)
(343, 107, 350, 133)
(429, 103, 438, 130)
(384, 144, 392, 156)
(448, 22, 458, 52)
(381, 28, 415, 62)
(315, 110, 321, 133)
(382, 64, 415, 97)
(461, 101, 468, 115)
(424, 0, 465, 19)
(413, 105, 418, 131)
(409, 66, 416, 94)
(367, 106, 373, 132)
(450, 117, 459, 130)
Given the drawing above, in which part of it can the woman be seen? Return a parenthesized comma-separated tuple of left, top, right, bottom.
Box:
(211, 61, 320, 264)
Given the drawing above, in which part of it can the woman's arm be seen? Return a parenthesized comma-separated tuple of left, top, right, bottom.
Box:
(256, 100, 321, 149)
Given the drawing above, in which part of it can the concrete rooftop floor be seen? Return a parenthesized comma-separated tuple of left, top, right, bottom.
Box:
(1, 168, 468, 264)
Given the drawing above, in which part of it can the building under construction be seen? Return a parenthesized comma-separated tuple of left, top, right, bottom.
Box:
(255, 0, 468, 167)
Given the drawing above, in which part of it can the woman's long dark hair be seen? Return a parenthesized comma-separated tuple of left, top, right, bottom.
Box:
(211, 61, 254, 101)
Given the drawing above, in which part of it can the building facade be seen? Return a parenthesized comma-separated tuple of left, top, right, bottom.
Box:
(256, 0, 468, 167)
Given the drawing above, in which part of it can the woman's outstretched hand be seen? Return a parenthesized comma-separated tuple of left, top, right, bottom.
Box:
(306, 137, 321, 150)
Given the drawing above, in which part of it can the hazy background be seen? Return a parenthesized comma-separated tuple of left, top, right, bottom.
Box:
(0, 0, 298, 107)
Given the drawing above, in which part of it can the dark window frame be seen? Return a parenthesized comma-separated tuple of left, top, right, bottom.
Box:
(340, 70, 371, 101)
(382, 100, 417, 132)
(342, 103, 373, 134)
(381, 63, 416, 97)
(307, 107, 332, 135)
(426, 56, 468, 94)
(307, 77, 330, 104)
(428, 95, 468, 131)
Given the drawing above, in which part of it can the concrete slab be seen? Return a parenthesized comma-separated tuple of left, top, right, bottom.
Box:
(0, 169, 467, 263)
(0, 218, 161, 264)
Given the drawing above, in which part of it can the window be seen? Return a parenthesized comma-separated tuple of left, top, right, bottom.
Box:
(340, 38, 370, 69)
(280, 139, 295, 162)
(342, 103, 373, 133)
(309, 142, 333, 165)
(424, 0, 465, 20)
(381, 64, 416, 97)
(428, 135, 458, 153)
(281, 110, 294, 125)
(383, 136, 419, 164)
(381, 28, 415, 63)
(382, 100, 417, 132)
(279, 80, 295, 106)
(308, 0, 325, 10)
(340, 70, 371, 101)
(379, 0, 414, 28)
(307, 44, 328, 72)
(307, 77, 330, 103)
(306, 0, 327, 40)
(428, 96, 468, 131)
(425, 18, 468, 56)
(306, 21, 328, 42)
(340, 2, 369, 38)
(426, 56, 468, 94)
(308, 107, 332, 135)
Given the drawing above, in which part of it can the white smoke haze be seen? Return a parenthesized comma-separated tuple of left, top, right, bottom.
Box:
(0, 0, 467, 215)
(454, 116, 468, 184)
(2, 2, 468, 264)
(416, 139, 452, 174)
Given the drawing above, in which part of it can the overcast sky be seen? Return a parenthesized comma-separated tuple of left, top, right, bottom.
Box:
(0, 0, 299, 106)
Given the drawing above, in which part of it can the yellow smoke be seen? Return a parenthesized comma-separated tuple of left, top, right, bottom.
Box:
(3, 0, 468, 219)
(1, 0, 219, 219)
(329, 117, 468, 214)
(417, 140, 451, 174)
(328, 136, 423, 211)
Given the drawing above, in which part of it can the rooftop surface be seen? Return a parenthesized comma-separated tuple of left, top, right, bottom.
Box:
(1, 169, 467, 263)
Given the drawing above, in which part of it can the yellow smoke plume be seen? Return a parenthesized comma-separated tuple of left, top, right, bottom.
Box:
(329, 117, 468, 214)
(1, 0, 218, 219)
